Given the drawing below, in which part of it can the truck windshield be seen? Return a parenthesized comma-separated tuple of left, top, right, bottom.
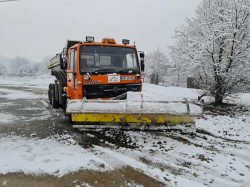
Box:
(80, 46, 140, 74)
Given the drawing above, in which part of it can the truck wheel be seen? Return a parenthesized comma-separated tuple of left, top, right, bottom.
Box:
(62, 95, 67, 115)
(51, 84, 59, 108)
(48, 84, 53, 105)
(69, 114, 73, 124)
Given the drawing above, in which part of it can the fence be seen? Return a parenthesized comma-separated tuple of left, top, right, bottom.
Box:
(144, 75, 187, 87)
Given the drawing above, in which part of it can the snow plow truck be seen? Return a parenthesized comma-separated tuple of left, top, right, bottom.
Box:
(48, 36, 202, 132)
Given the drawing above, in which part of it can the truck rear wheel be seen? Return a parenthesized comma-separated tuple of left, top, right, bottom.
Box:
(51, 84, 59, 108)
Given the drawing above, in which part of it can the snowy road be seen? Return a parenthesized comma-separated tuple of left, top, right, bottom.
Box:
(0, 76, 250, 187)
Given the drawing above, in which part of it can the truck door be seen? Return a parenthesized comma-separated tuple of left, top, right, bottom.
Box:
(67, 50, 78, 94)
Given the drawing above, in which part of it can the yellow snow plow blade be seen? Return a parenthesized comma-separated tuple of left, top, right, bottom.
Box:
(71, 113, 195, 124)
(66, 99, 203, 131)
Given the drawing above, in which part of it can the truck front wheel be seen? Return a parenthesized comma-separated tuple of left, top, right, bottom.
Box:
(51, 84, 59, 108)
(69, 114, 73, 124)
(48, 84, 53, 105)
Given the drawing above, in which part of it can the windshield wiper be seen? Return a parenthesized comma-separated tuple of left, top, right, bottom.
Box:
(89, 68, 118, 74)
(116, 69, 139, 74)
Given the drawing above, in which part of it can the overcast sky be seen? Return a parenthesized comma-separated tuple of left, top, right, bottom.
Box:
(0, 0, 201, 62)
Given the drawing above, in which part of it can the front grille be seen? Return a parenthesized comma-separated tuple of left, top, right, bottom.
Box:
(84, 84, 141, 99)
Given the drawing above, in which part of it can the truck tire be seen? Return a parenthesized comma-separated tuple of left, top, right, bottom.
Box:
(69, 114, 73, 124)
(51, 84, 59, 108)
(62, 95, 67, 115)
(48, 84, 53, 105)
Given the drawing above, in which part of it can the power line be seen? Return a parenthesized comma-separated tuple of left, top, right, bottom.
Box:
(0, 0, 20, 2)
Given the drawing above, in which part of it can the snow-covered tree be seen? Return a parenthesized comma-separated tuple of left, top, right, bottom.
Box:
(145, 49, 170, 85)
(17, 64, 34, 75)
(170, 0, 250, 105)
(41, 55, 52, 74)
(0, 64, 7, 75)
(8, 57, 30, 75)
(4, 56, 51, 76)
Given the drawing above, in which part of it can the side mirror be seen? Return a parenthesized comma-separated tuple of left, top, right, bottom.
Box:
(141, 60, 145, 72)
(139, 52, 145, 72)
(60, 55, 67, 70)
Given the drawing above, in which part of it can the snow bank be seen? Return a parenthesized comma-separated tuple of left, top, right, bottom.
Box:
(0, 136, 112, 176)
(234, 93, 250, 107)
(141, 83, 200, 101)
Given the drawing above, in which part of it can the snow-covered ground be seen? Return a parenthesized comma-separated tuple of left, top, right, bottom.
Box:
(0, 135, 111, 177)
(0, 75, 250, 186)
(0, 75, 55, 89)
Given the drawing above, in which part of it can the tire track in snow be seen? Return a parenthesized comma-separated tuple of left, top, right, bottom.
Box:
(197, 128, 250, 144)
(161, 131, 250, 164)
(123, 131, 250, 186)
